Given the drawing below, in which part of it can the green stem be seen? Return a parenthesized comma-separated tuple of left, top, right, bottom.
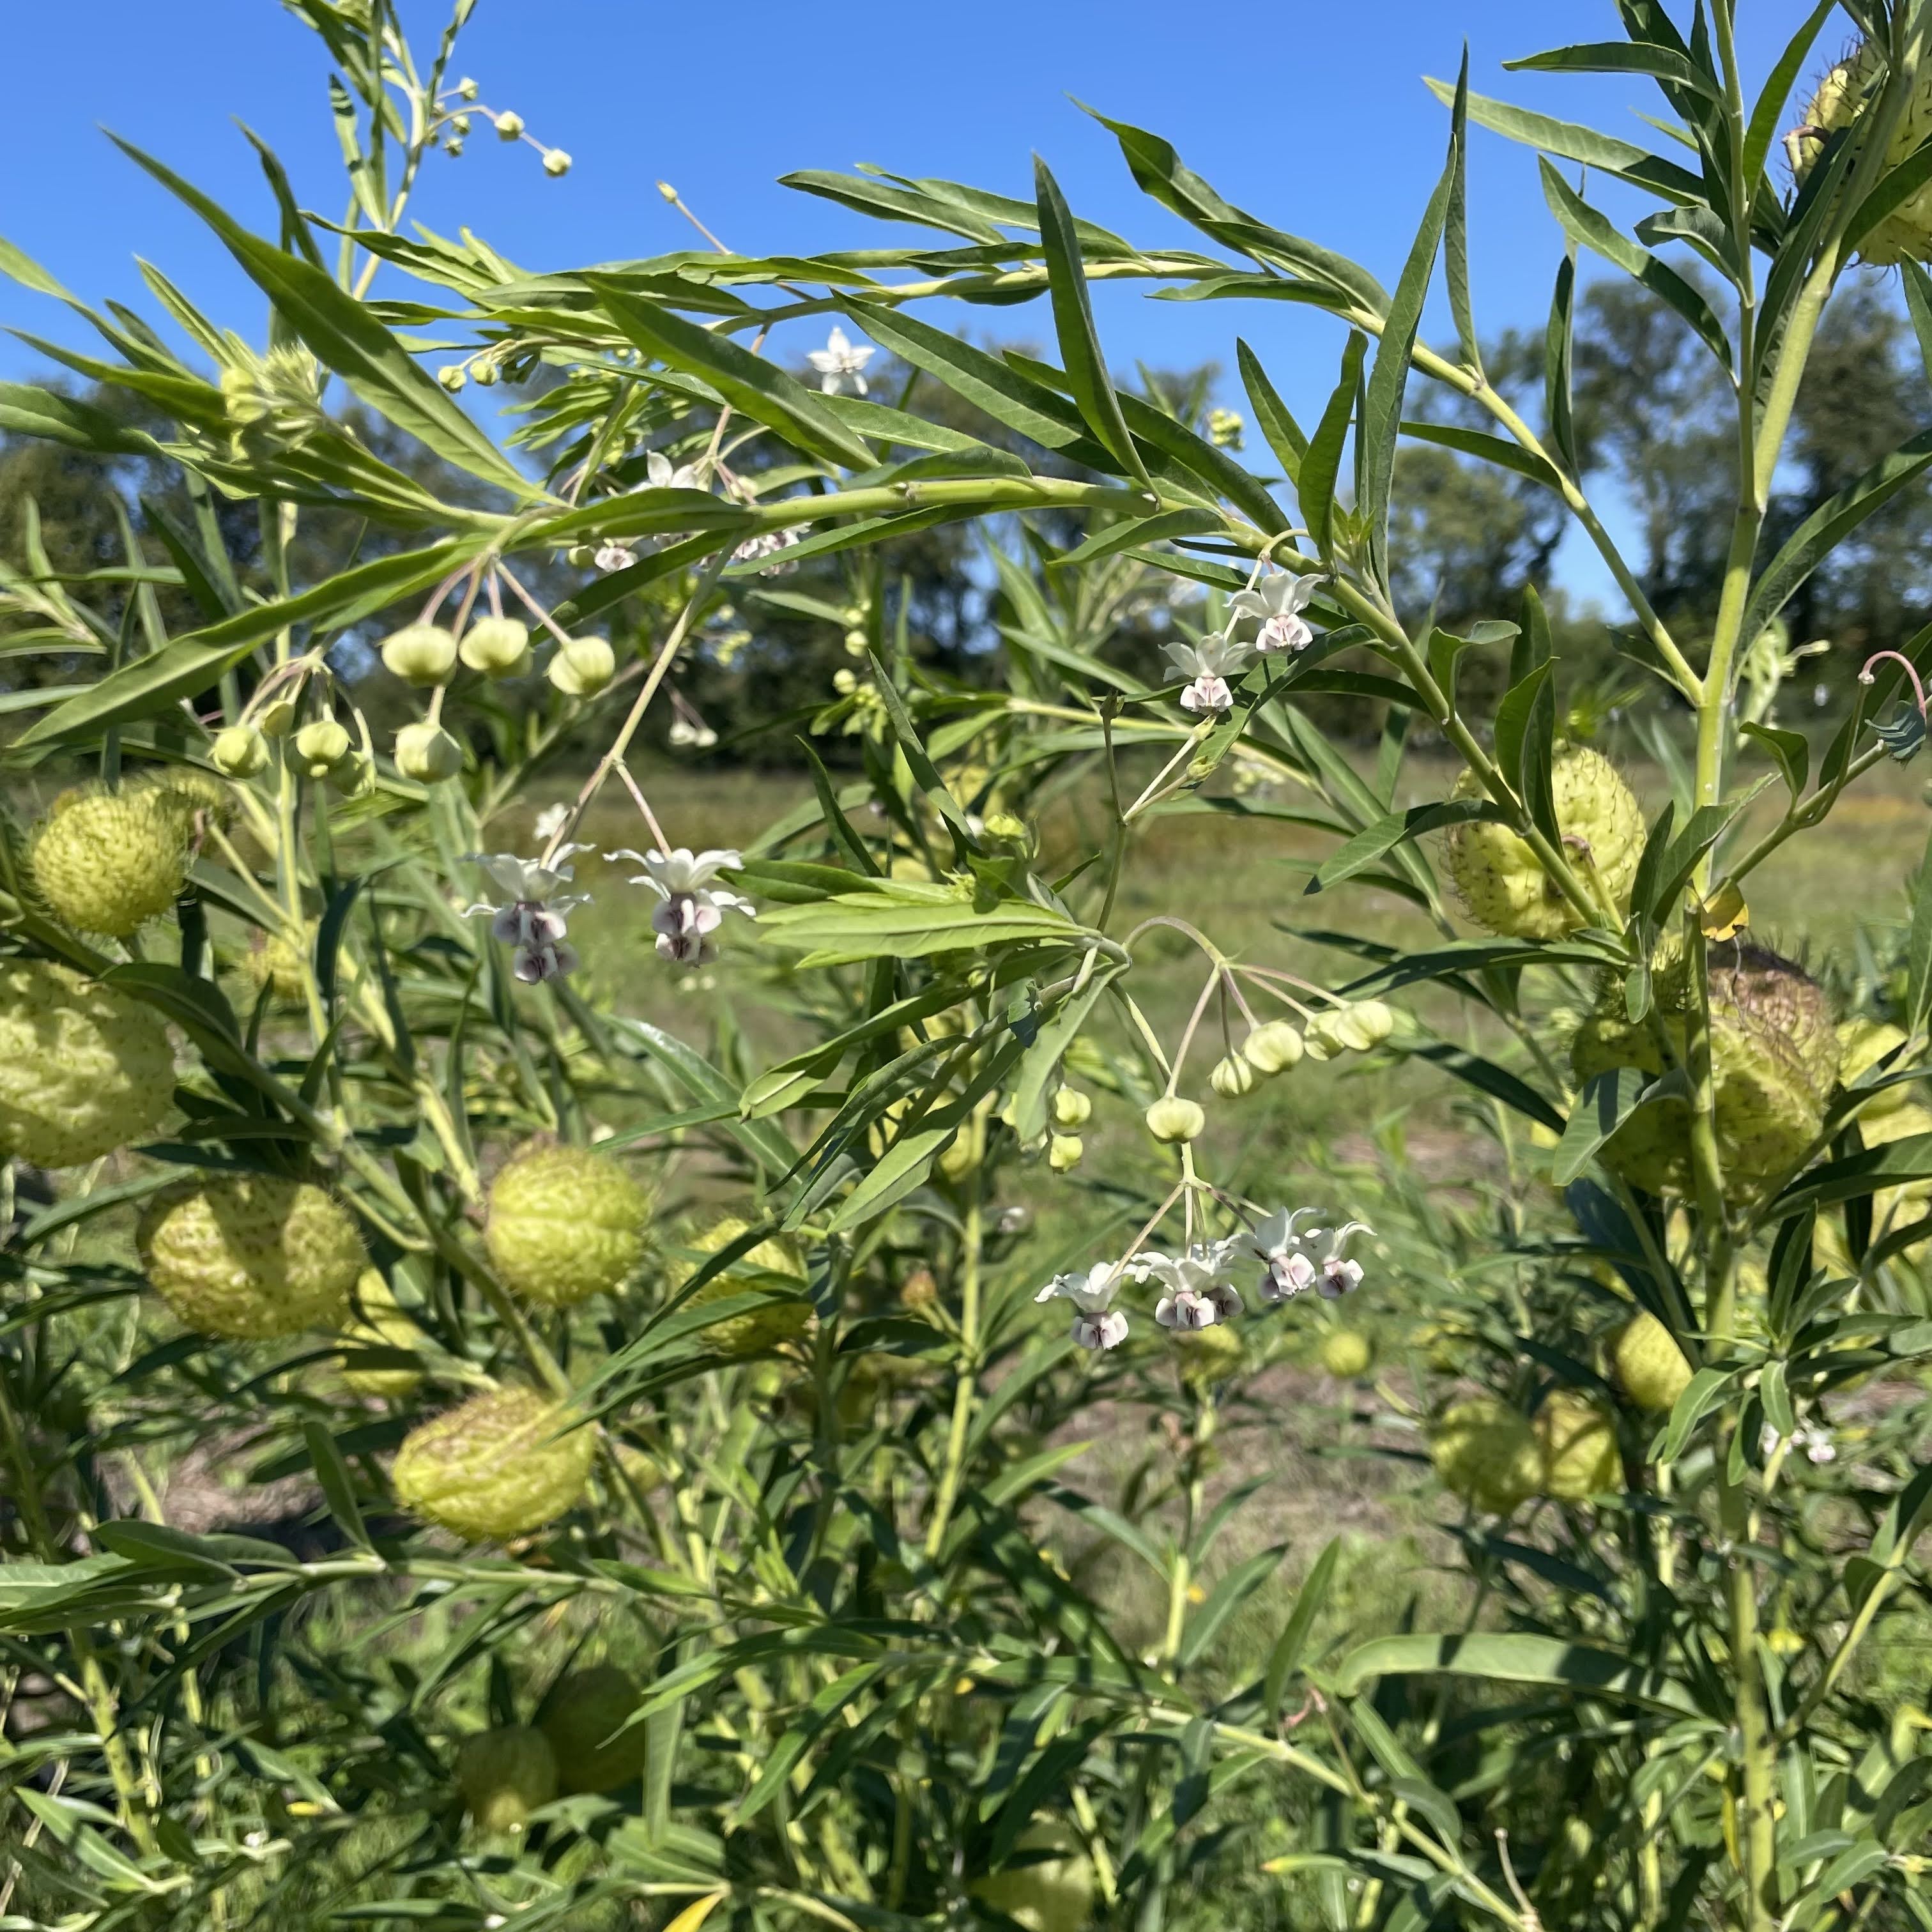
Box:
(923, 1194, 983, 1558)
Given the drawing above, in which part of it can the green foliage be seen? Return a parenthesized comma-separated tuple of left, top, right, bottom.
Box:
(2, 6, 1932, 1932)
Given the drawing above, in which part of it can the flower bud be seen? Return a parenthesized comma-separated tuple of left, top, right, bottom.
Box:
(294, 718, 352, 778)
(984, 811, 1033, 853)
(459, 616, 531, 677)
(1144, 1096, 1206, 1144)
(394, 720, 464, 784)
(540, 1667, 649, 1793)
(486, 1142, 648, 1307)
(1241, 1020, 1303, 1075)
(458, 75, 478, 99)
(471, 360, 498, 387)
(843, 627, 869, 656)
(328, 749, 376, 797)
(31, 788, 192, 937)
(0, 958, 175, 1167)
(546, 634, 616, 697)
(900, 1266, 938, 1308)
(257, 696, 298, 737)
(542, 148, 571, 177)
(657, 180, 678, 200)
(456, 1726, 556, 1834)
(392, 1386, 595, 1540)
(1048, 1133, 1085, 1173)
(1050, 1087, 1091, 1129)
(381, 622, 459, 686)
(567, 544, 597, 567)
(139, 1174, 365, 1338)
(211, 724, 269, 776)
(438, 364, 466, 392)
(1329, 1000, 1395, 1051)
(494, 110, 525, 139)
(1210, 1053, 1256, 1098)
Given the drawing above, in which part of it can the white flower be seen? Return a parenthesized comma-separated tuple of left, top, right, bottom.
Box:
(1165, 631, 1252, 714)
(532, 802, 573, 845)
(806, 325, 875, 395)
(1146, 1241, 1243, 1327)
(1762, 1420, 1835, 1464)
(733, 526, 807, 573)
(1036, 1261, 1132, 1350)
(594, 540, 636, 573)
(1317, 1222, 1370, 1300)
(645, 450, 704, 491)
(1230, 571, 1320, 654)
(462, 848, 590, 983)
(609, 845, 756, 967)
(1239, 1207, 1323, 1303)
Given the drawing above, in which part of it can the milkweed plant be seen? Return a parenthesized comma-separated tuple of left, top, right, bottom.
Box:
(1, 2, 1931, 1928)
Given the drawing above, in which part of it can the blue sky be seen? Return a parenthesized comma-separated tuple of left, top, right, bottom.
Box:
(1, 3, 1843, 599)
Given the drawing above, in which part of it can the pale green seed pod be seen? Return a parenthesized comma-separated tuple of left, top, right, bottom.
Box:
(459, 616, 532, 677)
(1241, 1020, 1303, 1075)
(1535, 1391, 1621, 1501)
(394, 721, 464, 785)
(30, 788, 192, 938)
(139, 1174, 365, 1339)
(547, 634, 616, 696)
(1320, 1328, 1375, 1379)
(0, 958, 175, 1167)
(1611, 1310, 1692, 1414)
(392, 1386, 595, 1540)
(668, 1216, 813, 1358)
(970, 1825, 1098, 1932)
(381, 622, 459, 686)
(211, 724, 270, 777)
(485, 1142, 648, 1307)
(540, 1666, 650, 1793)
(1430, 1398, 1542, 1515)
(1790, 41, 1932, 264)
(1144, 1096, 1206, 1144)
(455, 1726, 556, 1832)
(1050, 1087, 1092, 1128)
(1209, 1054, 1256, 1098)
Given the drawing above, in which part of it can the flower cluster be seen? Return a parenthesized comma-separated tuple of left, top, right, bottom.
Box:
(1162, 572, 1321, 714)
(463, 849, 590, 983)
(608, 847, 756, 967)
(1036, 1209, 1367, 1351)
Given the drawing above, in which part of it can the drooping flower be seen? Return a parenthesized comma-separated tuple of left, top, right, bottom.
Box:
(609, 846, 756, 967)
(645, 450, 704, 491)
(594, 541, 637, 573)
(463, 848, 590, 983)
(806, 325, 875, 396)
(1035, 1261, 1133, 1351)
(733, 526, 807, 574)
(1146, 1241, 1244, 1328)
(1317, 1222, 1370, 1300)
(1164, 631, 1252, 714)
(1231, 571, 1321, 654)
(1238, 1208, 1323, 1303)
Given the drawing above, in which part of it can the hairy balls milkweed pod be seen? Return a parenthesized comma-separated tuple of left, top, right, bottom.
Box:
(0, 958, 175, 1167)
(668, 1215, 813, 1358)
(1790, 41, 1932, 265)
(454, 1725, 557, 1833)
(540, 1666, 651, 1794)
(138, 1174, 365, 1339)
(29, 787, 193, 938)
(1430, 1397, 1542, 1515)
(1611, 1310, 1693, 1414)
(484, 1142, 648, 1307)
(1443, 747, 1643, 940)
(1535, 1390, 1621, 1501)
(968, 1825, 1098, 1932)
(1319, 1328, 1375, 1379)
(391, 1386, 595, 1540)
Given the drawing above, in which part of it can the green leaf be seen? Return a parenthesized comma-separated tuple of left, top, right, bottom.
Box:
(1552, 1068, 1653, 1185)
(0, 381, 165, 457)
(758, 889, 1085, 969)
(1399, 420, 1562, 492)
(1742, 0, 1841, 190)
(1008, 960, 1119, 1142)
(1444, 52, 1481, 373)
(1307, 799, 1499, 893)
(1180, 1545, 1287, 1666)
(1262, 1535, 1340, 1711)
(1493, 659, 1558, 845)
(109, 136, 530, 494)
(1407, 1039, 1567, 1133)
(588, 278, 876, 471)
(1361, 150, 1452, 581)
(1034, 158, 1152, 491)
(1538, 160, 1731, 370)
(303, 1419, 372, 1551)
(15, 537, 478, 747)
(1301, 332, 1367, 558)
(1236, 339, 1308, 485)
(1767, 1131, 1932, 1220)
(1052, 507, 1218, 569)
(1331, 1632, 1708, 1719)
(1506, 40, 1722, 102)
(1740, 719, 1809, 802)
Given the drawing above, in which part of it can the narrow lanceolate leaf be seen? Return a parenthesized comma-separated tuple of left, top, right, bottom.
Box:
(1444, 50, 1482, 375)
(1552, 1068, 1652, 1186)
(588, 279, 876, 472)
(1505, 40, 1722, 102)
(1742, 0, 1841, 192)
(1236, 339, 1307, 484)
(1399, 420, 1562, 493)
(1544, 252, 1577, 475)
(1331, 1632, 1710, 1719)
(1538, 161, 1731, 371)
(1740, 426, 1932, 647)
(1034, 158, 1151, 491)
(15, 537, 479, 748)
(1361, 157, 1452, 584)
(1301, 333, 1367, 558)
(0, 382, 166, 457)
(1765, 1132, 1932, 1220)
(109, 136, 532, 496)
(1306, 800, 1501, 893)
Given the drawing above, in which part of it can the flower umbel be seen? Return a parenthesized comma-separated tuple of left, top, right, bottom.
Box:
(610, 846, 756, 967)
(1165, 631, 1252, 714)
(1147, 1241, 1244, 1328)
(1230, 571, 1320, 654)
(463, 849, 590, 983)
(806, 325, 875, 395)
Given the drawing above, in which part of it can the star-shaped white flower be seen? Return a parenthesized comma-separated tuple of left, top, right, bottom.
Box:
(733, 526, 807, 574)
(1165, 631, 1252, 714)
(609, 845, 756, 967)
(1316, 1221, 1370, 1300)
(532, 803, 573, 846)
(1236, 1207, 1324, 1303)
(1036, 1261, 1133, 1350)
(1231, 571, 1321, 654)
(1146, 1241, 1244, 1328)
(806, 325, 875, 396)
(594, 540, 637, 573)
(462, 848, 590, 983)
(645, 450, 705, 491)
